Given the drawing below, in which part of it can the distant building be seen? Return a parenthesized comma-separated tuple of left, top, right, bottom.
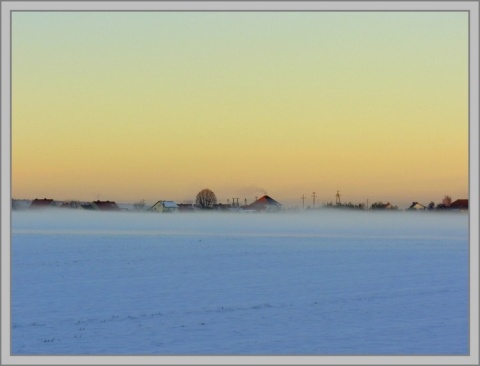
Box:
(243, 195, 282, 212)
(29, 198, 57, 210)
(150, 200, 179, 213)
(91, 200, 120, 211)
(177, 203, 195, 212)
(407, 202, 427, 211)
(59, 201, 81, 209)
(81, 203, 96, 210)
(371, 202, 396, 210)
(214, 203, 233, 211)
(449, 199, 468, 211)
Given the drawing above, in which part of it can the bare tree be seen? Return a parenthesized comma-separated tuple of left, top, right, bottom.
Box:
(437, 195, 452, 210)
(442, 195, 452, 208)
(195, 188, 217, 209)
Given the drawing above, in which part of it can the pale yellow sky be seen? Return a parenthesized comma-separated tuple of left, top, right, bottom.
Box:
(12, 11, 468, 208)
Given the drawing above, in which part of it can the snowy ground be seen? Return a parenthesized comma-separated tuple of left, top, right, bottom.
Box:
(11, 210, 469, 355)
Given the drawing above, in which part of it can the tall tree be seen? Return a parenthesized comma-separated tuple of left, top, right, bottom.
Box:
(196, 188, 217, 209)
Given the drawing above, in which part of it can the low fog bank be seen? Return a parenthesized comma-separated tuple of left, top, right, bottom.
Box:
(12, 209, 468, 241)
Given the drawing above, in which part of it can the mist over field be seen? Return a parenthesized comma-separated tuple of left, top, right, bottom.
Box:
(12, 209, 467, 239)
(11, 210, 469, 355)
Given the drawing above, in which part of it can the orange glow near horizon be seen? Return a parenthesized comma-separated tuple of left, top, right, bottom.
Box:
(12, 11, 468, 208)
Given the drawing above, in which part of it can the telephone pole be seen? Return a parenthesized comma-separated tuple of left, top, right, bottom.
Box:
(336, 190, 341, 205)
(312, 192, 317, 209)
(301, 194, 306, 209)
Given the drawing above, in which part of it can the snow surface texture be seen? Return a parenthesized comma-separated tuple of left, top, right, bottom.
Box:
(11, 210, 468, 355)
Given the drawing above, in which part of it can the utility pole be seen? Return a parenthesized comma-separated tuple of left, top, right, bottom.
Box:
(312, 192, 317, 209)
(301, 194, 306, 209)
(336, 190, 341, 205)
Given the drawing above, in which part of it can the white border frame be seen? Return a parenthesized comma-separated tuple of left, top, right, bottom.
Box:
(1, 1, 478, 365)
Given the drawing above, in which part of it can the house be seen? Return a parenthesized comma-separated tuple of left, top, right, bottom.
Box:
(407, 202, 427, 211)
(177, 203, 195, 212)
(449, 199, 468, 211)
(371, 202, 396, 210)
(214, 203, 233, 211)
(150, 200, 179, 213)
(29, 198, 58, 209)
(81, 203, 96, 210)
(243, 195, 282, 212)
(91, 200, 120, 211)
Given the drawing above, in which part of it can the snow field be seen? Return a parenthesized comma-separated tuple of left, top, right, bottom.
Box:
(11, 210, 469, 355)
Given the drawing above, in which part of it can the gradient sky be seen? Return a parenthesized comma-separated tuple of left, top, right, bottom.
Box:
(12, 11, 469, 208)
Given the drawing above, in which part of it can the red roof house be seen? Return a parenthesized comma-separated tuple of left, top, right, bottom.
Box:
(243, 195, 282, 212)
(449, 199, 468, 210)
(91, 200, 120, 211)
(29, 198, 57, 209)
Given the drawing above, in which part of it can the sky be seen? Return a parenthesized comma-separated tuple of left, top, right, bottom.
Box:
(11, 11, 469, 208)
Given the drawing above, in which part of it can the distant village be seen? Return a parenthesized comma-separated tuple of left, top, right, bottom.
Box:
(11, 188, 469, 214)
